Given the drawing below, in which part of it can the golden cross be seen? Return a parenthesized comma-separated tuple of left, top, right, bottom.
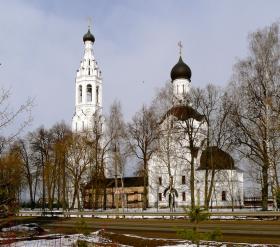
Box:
(178, 41, 183, 56)
(87, 17, 92, 30)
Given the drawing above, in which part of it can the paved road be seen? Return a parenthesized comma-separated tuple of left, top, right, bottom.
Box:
(2, 217, 280, 244)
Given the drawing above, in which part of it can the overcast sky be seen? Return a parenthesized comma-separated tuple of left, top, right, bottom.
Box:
(0, 0, 280, 134)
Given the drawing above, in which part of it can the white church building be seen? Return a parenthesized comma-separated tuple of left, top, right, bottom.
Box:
(72, 27, 243, 209)
(148, 54, 244, 209)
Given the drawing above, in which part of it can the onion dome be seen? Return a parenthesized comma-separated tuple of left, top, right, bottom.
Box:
(170, 56, 192, 81)
(83, 29, 95, 43)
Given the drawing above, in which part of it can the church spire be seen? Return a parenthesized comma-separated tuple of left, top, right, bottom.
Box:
(178, 41, 183, 56)
(83, 17, 95, 43)
(72, 26, 103, 132)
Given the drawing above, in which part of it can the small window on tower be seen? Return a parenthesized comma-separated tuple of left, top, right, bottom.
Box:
(182, 85, 185, 94)
(182, 192, 186, 201)
(96, 86, 99, 104)
(222, 191, 227, 201)
(158, 177, 162, 186)
(87, 84, 92, 102)
(88, 68, 90, 75)
(78, 85, 82, 103)
(182, 176, 186, 184)
(89, 60, 90, 66)
(158, 193, 162, 202)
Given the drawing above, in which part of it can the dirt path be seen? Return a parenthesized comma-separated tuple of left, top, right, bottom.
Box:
(1, 216, 280, 245)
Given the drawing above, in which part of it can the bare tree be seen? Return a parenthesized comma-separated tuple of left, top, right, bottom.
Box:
(176, 105, 205, 210)
(66, 133, 90, 209)
(229, 22, 280, 210)
(13, 138, 36, 208)
(50, 122, 71, 209)
(0, 147, 23, 211)
(152, 82, 174, 119)
(0, 87, 33, 147)
(157, 118, 181, 211)
(107, 101, 127, 211)
(127, 105, 159, 209)
(0, 87, 33, 211)
(151, 84, 182, 211)
(193, 85, 234, 209)
(29, 127, 54, 210)
(84, 112, 110, 210)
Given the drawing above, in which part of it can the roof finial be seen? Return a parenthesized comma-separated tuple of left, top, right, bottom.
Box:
(87, 16, 92, 30)
(178, 41, 183, 56)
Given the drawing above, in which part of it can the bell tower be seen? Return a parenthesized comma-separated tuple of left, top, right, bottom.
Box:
(170, 42, 192, 104)
(72, 26, 103, 132)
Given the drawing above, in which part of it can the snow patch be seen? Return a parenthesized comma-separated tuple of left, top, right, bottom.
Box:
(1, 223, 41, 232)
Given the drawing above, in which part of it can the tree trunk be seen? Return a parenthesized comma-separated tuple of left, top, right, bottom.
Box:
(33, 167, 39, 207)
(262, 164, 269, 211)
(42, 158, 45, 210)
(120, 176, 125, 212)
(190, 151, 195, 209)
(143, 160, 148, 210)
(62, 157, 67, 210)
(143, 176, 147, 210)
(27, 176, 34, 208)
(71, 187, 77, 209)
(205, 170, 216, 210)
(102, 181, 107, 210)
(204, 169, 209, 209)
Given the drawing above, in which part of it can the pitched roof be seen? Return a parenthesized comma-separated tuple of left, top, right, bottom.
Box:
(106, 177, 144, 188)
(84, 177, 144, 189)
(198, 146, 235, 170)
(161, 105, 204, 123)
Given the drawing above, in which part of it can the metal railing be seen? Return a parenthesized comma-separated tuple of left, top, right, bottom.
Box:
(17, 210, 280, 219)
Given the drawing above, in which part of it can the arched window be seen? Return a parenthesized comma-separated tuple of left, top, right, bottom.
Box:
(182, 85, 185, 94)
(88, 68, 90, 75)
(78, 85, 82, 103)
(87, 84, 92, 102)
(96, 86, 99, 104)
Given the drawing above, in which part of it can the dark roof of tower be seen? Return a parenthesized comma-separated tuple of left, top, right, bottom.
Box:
(83, 29, 95, 43)
(161, 105, 204, 123)
(170, 56, 192, 81)
(198, 146, 235, 170)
